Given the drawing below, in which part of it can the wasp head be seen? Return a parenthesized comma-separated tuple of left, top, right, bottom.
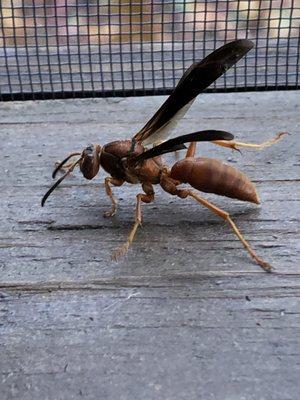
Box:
(80, 144, 102, 180)
(41, 144, 102, 207)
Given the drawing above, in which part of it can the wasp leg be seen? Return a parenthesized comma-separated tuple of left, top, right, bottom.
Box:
(53, 161, 74, 173)
(185, 142, 197, 158)
(103, 177, 125, 218)
(52, 152, 81, 177)
(111, 183, 155, 261)
(54, 161, 73, 171)
(160, 175, 272, 272)
(212, 132, 287, 151)
(187, 191, 272, 272)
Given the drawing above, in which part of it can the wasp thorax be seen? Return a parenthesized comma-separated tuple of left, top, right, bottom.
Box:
(80, 144, 102, 180)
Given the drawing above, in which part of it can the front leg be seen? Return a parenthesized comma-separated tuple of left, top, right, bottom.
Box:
(103, 177, 124, 218)
(111, 183, 155, 260)
(52, 152, 81, 178)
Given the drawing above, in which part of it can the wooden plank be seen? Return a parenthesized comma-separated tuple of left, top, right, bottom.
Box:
(0, 91, 299, 400)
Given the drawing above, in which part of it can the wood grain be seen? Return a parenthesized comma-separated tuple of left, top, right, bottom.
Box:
(0, 91, 299, 400)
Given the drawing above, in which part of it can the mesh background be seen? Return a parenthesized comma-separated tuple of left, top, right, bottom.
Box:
(0, 0, 299, 100)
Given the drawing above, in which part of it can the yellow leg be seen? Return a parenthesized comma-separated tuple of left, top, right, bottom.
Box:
(186, 191, 272, 272)
(111, 184, 154, 261)
(103, 177, 124, 218)
(212, 132, 287, 151)
(160, 174, 272, 272)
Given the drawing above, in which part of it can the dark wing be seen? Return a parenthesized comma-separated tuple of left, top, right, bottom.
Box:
(132, 130, 234, 163)
(133, 39, 253, 146)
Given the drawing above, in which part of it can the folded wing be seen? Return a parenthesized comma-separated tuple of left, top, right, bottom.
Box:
(132, 130, 234, 163)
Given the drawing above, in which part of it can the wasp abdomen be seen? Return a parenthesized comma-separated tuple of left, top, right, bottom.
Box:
(170, 157, 260, 204)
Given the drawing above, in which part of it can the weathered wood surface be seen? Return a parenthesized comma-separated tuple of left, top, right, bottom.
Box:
(0, 91, 299, 399)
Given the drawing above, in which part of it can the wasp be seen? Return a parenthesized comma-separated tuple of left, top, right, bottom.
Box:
(42, 39, 286, 271)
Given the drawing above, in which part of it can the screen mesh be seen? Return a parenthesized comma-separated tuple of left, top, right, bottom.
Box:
(0, 0, 299, 100)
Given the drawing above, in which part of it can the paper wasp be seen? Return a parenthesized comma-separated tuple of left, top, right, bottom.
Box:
(42, 39, 286, 271)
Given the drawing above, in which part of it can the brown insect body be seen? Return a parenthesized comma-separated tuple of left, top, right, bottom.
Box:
(42, 40, 286, 272)
(170, 157, 260, 204)
(100, 140, 163, 184)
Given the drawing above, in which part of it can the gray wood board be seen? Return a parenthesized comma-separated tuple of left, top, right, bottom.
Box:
(0, 91, 300, 400)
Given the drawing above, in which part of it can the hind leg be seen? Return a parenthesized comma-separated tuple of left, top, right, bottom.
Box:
(186, 191, 272, 272)
(186, 142, 197, 157)
(213, 132, 287, 151)
(185, 132, 287, 158)
(160, 175, 272, 272)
